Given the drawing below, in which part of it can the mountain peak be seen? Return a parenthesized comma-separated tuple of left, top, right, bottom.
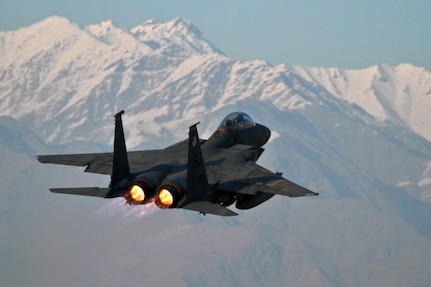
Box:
(133, 17, 192, 33)
(140, 18, 162, 27)
(29, 15, 78, 31)
(85, 19, 153, 53)
(394, 63, 431, 76)
(85, 19, 120, 35)
(131, 17, 223, 55)
(97, 19, 117, 28)
(0, 15, 89, 65)
(170, 16, 192, 29)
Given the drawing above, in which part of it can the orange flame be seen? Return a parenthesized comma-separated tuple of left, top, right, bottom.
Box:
(157, 189, 174, 208)
(130, 185, 145, 202)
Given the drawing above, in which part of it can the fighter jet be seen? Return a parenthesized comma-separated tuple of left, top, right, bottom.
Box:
(37, 111, 318, 216)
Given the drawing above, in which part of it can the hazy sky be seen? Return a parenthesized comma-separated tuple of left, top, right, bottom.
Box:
(1, 0, 430, 70)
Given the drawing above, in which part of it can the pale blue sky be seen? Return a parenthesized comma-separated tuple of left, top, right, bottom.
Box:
(1, 0, 430, 70)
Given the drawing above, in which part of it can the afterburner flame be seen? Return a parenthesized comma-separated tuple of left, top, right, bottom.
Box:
(157, 189, 174, 207)
(130, 185, 145, 202)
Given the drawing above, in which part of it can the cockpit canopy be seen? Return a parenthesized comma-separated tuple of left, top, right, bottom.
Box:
(218, 112, 256, 130)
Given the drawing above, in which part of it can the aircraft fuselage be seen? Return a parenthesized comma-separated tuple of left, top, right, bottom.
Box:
(37, 111, 318, 216)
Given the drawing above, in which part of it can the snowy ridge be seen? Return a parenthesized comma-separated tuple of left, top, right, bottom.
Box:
(1, 17, 430, 144)
(130, 17, 223, 55)
(291, 64, 431, 141)
(86, 20, 153, 54)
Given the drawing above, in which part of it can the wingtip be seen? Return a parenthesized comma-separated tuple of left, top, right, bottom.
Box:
(35, 155, 45, 163)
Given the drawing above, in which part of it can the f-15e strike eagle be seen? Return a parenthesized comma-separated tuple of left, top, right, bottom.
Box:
(37, 111, 318, 216)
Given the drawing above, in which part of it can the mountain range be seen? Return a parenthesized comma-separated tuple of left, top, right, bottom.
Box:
(1, 16, 431, 287)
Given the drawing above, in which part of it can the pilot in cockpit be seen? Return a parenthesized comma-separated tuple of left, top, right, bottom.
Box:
(233, 114, 244, 125)
(220, 112, 255, 130)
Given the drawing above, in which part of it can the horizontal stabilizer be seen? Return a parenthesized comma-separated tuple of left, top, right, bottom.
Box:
(36, 153, 113, 175)
(50, 187, 110, 198)
(182, 201, 238, 216)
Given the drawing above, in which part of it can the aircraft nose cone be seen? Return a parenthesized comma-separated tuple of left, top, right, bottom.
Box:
(255, 123, 271, 146)
(263, 125, 271, 144)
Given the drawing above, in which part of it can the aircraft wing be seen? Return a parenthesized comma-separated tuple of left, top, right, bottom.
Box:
(210, 161, 318, 197)
(37, 150, 162, 175)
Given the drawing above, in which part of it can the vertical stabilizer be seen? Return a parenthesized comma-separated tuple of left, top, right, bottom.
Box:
(186, 123, 209, 200)
(181, 123, 238, 216)
(111, 110, 130, 186)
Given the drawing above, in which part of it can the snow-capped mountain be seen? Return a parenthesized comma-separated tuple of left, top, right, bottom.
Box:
(1, 16, 430, 144)
(1, 17, 431, 287)
(291, 64, 431, 142)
